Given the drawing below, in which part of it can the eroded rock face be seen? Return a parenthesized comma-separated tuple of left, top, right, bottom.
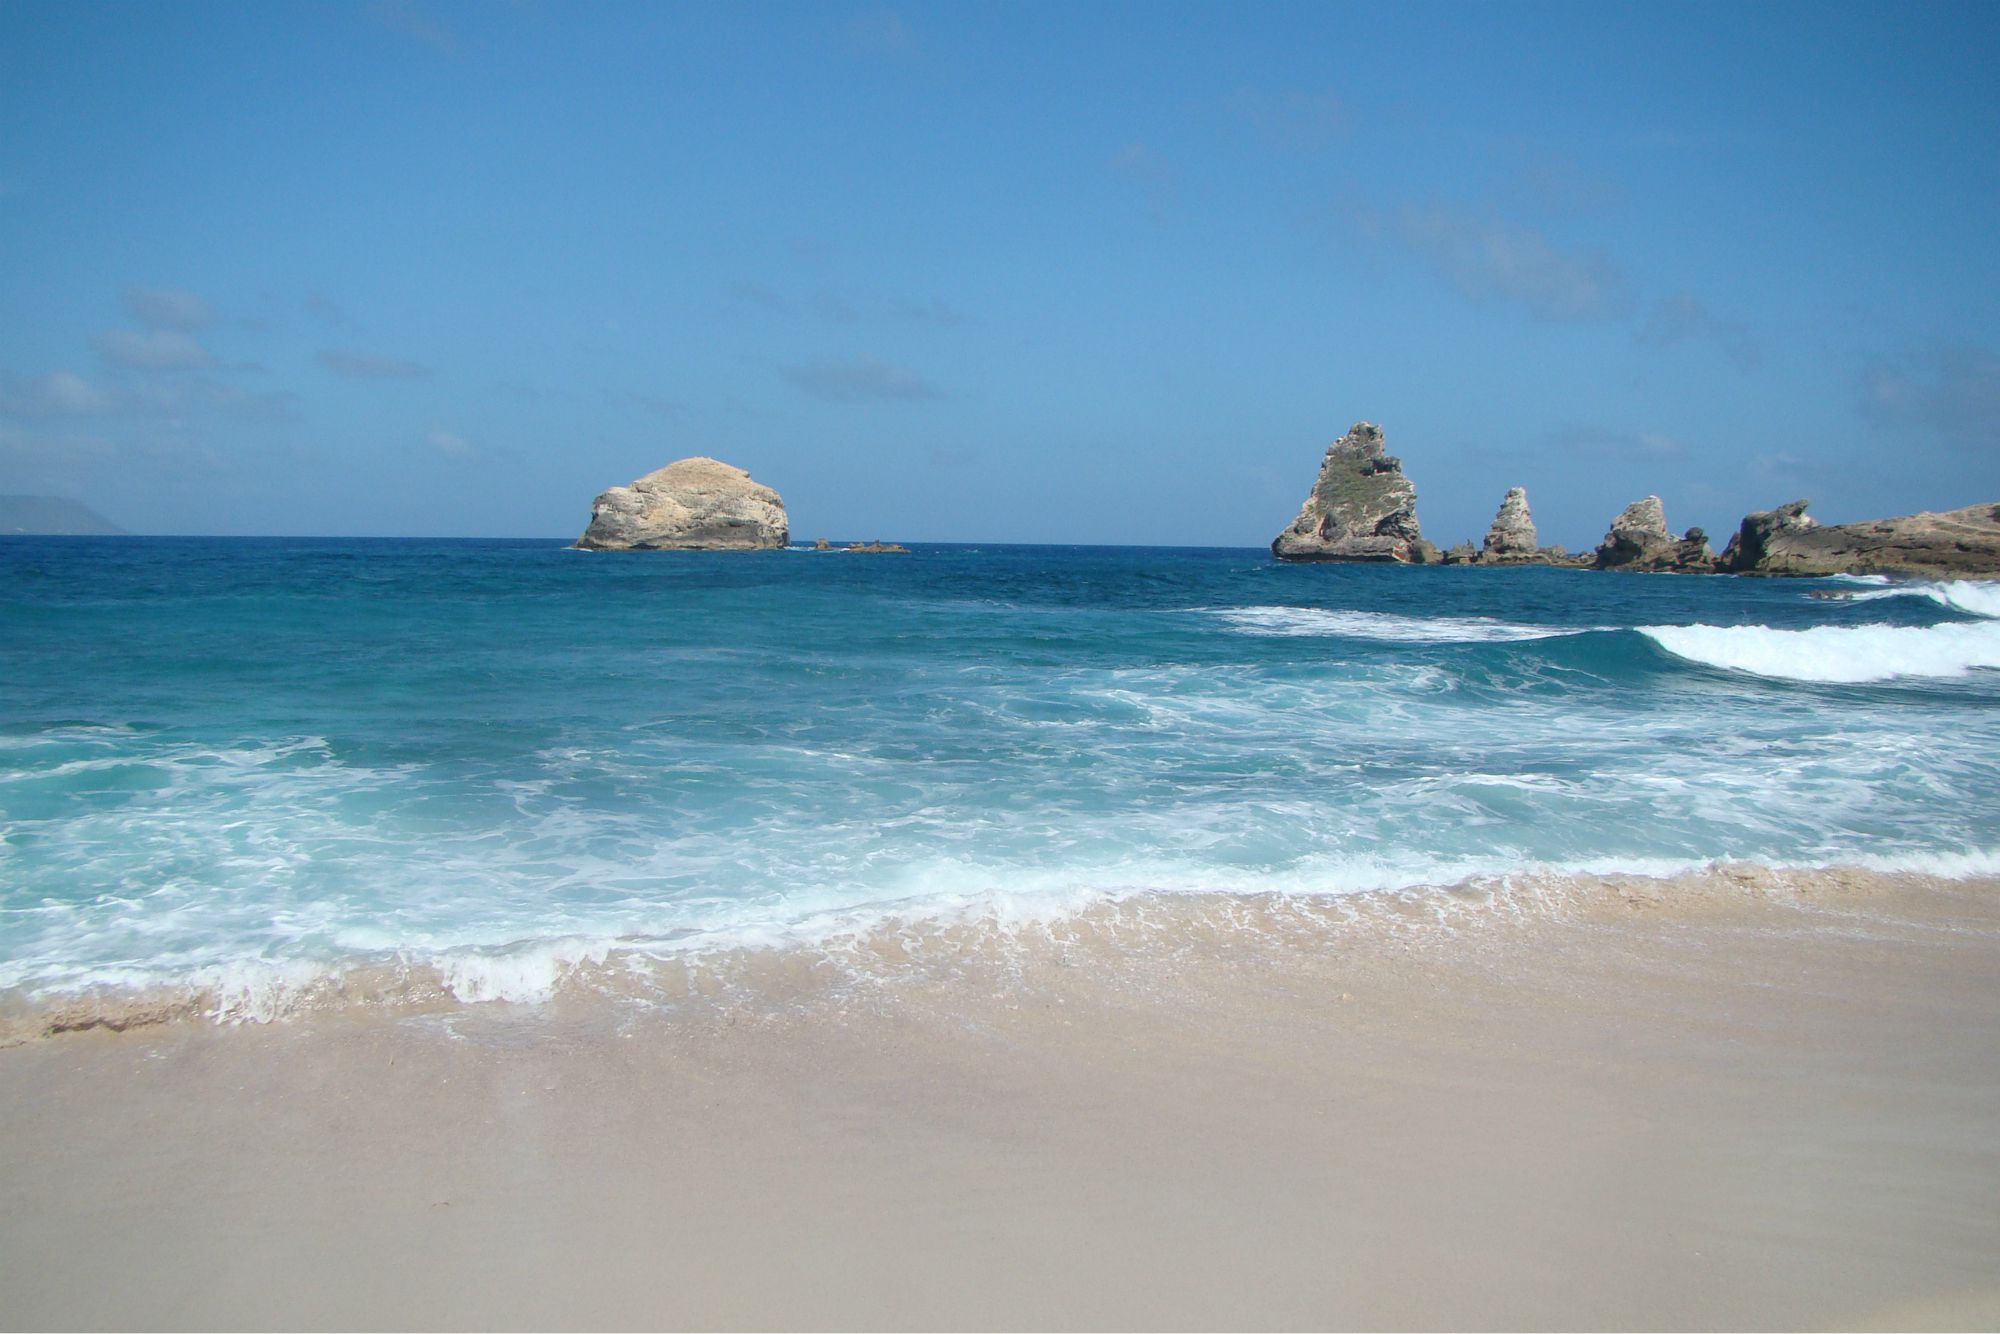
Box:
(577, 457, 788, 551)
(1722, 500, 2000, 576)
(1594, 496, 1715, 572)
(1481, 487, 1541, 562)
(1272, 422, 1436, 563)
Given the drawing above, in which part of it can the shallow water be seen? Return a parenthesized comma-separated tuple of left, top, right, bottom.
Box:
(2, 537, 1997, 1021)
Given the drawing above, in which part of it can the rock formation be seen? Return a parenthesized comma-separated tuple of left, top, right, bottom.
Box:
(1272, 422, 1436, 563)
(1721, 499, 2000, 577)
(576, 457, 788, 551)
(1593, 496, 1715, 572)
(1481, 487, 1542, 563)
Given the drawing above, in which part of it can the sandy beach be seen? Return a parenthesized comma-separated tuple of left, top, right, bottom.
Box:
(3, 865, 1998, 1331)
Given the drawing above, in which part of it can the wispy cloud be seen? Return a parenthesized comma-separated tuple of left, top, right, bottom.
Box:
(609, 390, 687, 421)
(1109, 142, 1175, 220)
(1860, 341, 2000, 437)
(1233, 88, 1346, 149)
(426, 427, 473, 458)
(318, 348, 433, 380)
(304, 291, 346, 324)
(134, 376, 296, 423)
(1, 366, 291, 423)
(846, 8, 918, 61)
(727, 280, 973, 328)
(1639, 292, 1759, 370)
(1510, 158, 1626, 216)
(371, 0, 456, 55)
(779, 356, 940, 403)
(92, 328, 215, 370)
(887, 296, 978, 327)
(1553, 426, 1686, 460)
(1361, 200, 1632, 321)
(0, 370, 115, 417)
(122, 286, 214, 331)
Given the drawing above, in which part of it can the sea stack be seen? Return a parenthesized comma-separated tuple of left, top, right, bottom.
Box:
(576, 457, 789, 551)
(1272, 422, 1436, 563)
(1481, 487, 1541, 563)
(1721, 499, 2000, 577)
(1592, 496, 1714, 572)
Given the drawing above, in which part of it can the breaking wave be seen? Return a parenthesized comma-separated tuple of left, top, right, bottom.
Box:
(1642, 620, 2000, 683)
(1212, 606, 1584, 643)
(1841, 579, 2000, 620)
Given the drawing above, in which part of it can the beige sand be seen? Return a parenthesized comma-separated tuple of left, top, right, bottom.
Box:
(3, 867, 1999, 1331)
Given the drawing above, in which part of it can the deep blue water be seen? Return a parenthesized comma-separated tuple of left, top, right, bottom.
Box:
(3, 537, 1997, 1006)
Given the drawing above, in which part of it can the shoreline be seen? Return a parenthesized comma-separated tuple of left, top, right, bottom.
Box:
(6, 855, 1998, 1046)
(4, 864, 1999, 1329)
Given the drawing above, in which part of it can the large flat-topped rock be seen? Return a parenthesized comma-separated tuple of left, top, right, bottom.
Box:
(1722, 499, 2000, 577)
(576, 457, 788, 551)
(1272, 422, 1435, 563)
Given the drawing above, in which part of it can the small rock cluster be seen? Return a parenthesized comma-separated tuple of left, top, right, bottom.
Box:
(1270, 421, 2000, 577)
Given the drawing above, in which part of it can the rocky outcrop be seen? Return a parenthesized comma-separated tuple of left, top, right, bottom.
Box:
(576, 457, 788, 551)
(1721, 500, 2000, 577)
(813, 539, 909, 553)
(1593, 496, 1715, 572)
(1481, 487, 1543, 563)
(1272, 422, 1436, 563)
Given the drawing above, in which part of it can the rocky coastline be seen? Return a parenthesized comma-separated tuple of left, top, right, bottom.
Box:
(1271, 424, 1999, 578)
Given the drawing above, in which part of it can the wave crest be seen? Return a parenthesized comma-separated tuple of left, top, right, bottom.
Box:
(1843, 579, 2000, 619)
(1213, 606, 1582, 643)
(1643, 620, 2000, 682)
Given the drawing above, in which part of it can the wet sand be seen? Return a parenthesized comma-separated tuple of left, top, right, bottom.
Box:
(3, 867, 1999, 1330)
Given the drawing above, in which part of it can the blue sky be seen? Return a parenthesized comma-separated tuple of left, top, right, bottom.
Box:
(1, 0, 1995, 546)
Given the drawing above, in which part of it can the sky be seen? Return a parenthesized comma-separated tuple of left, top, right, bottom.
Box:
(1, 0, 1996, 547)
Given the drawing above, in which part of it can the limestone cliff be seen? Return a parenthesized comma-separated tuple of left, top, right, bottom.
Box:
(1481, 488, 1542, 563)
(1721, 500, 2000, 577)
(1593, 497, 1715, 572)
(576, 458, 788, 551)
(1272, 423, 1436, 563)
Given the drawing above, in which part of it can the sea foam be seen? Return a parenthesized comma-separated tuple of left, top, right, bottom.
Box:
(1844, 579, 2000, 619)
(1642, 620, 2000, 682)
(1213, 606, 1581, 643)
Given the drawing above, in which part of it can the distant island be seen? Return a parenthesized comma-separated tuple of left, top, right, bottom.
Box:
(575, 457, 788, 551)
(0, 495, 125, 536)
(1272, 423, 2000, 578)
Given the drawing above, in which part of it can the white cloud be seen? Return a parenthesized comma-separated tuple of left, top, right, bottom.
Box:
(1372, 200, 1631, 321)
(122, 286, 214, 330)
(0, 370, 114, 417)
(92, 328, 214, 370)
(371, 0, 456, 54)
(426, 428, 473, 458)
(846, 9, 917, 60)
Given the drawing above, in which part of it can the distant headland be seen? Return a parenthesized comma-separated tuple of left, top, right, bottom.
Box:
(0, 495, 125, 536)
(1272, 422, 2000, 578)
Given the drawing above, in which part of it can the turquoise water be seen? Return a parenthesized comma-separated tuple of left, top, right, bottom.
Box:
(3, 538, 1998, 1011)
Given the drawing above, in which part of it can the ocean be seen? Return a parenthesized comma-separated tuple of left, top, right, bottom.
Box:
(3, 537, 1998, 1027)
